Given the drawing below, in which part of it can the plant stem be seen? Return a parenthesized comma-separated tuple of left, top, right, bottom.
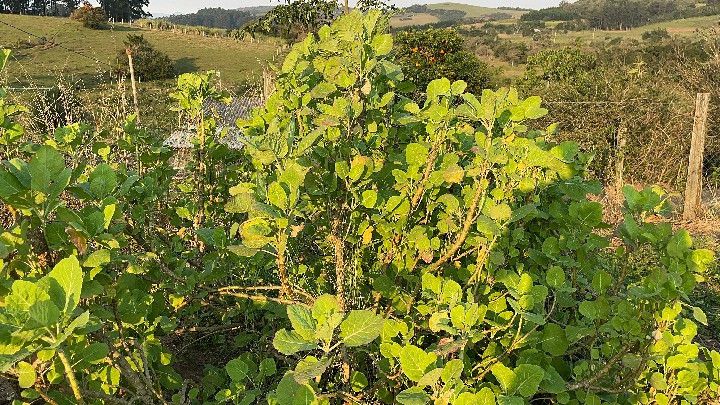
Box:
(330, 219, 346, 311)
(427, 180, 487, 273)
(58, 349, 85, 404)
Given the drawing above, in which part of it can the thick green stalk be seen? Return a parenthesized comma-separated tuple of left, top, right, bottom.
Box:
(58, 349, 85, 405)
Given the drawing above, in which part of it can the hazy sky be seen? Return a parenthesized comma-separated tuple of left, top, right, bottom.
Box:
(145, 1, 562, 16)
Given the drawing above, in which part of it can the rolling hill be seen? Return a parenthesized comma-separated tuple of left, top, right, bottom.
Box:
(0, 13, 281, 87)
(425, 2, 527, 19)
(391, 2, 527, 27)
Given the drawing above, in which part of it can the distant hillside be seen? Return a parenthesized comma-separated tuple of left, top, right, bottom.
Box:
(426, 3, 527, 19)
(392, 2, 527, 28)
(165, 7, 270, 30)
(236, 6, 274, 15)
(523, 0, 720, 30)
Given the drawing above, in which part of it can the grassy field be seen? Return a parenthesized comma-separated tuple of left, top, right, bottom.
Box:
(489, 15, 720, 53)
(549, 15, 720, 44)
(0, 13, 282, 87)
(391, 13, 440, 27)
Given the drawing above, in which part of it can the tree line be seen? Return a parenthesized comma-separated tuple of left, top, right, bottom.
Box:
(165, 7, 267, 30)
(0, 0, 149, 20)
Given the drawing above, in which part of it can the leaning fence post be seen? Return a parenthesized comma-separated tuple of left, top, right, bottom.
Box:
(683, 93, 711, 221)
(126, 48, 141, 124)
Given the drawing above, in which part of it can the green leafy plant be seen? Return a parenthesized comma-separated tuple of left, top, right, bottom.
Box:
(0, 12, 718, 405)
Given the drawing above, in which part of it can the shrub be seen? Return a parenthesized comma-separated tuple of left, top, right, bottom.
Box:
(70, 2, 108, 30)
(642, 28, 671, 43)
(395, 28, 496, 101)
(525, 48, 598, 84)
(115, 34, 175, 81)
(0, 12, 719, 405)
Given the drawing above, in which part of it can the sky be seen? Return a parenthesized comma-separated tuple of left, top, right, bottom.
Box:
(146, 0, 562, 16)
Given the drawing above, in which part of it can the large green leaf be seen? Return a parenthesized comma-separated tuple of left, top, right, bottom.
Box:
(88, 163, 117, 199)
(454, 389, 495, 405)
(5, 280, 60, 327)
(28, 146, 65, 193)
(287, 305, 316, 341)
(491, 363, 515, 393)
(16, 361, 35, 388)
(541, 324, 569, 356)
(371, 34, 393, 56)
(273, 329, 318, 355)
(514, 364, 545, 398)
(339, 310, 384, 347)
(426, 78, 451, 100)
(405, 143, 428, 166)
(545, 266, 565, 289)
(293, 356, 331, 384)
(0, 169, 24, 198)
(492, 363, 545, 397)
(226, 357, 250, 382)
(396, 387, 430, 405)
(274, 373, 317, 405)
(399, 345, 437, 382)
(268, 181, 288, 210)
(41, 256, 83, 315)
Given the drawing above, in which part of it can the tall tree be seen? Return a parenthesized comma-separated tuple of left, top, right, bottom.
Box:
(0, 0, 80, 14)
(2, 0, 31, 14)
(64, 0, 79, 11)
(99, 0, 149, 21)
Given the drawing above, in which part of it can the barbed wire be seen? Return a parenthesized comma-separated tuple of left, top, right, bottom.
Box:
(545, 99, 687, 106)
(0, 17, 112, 67)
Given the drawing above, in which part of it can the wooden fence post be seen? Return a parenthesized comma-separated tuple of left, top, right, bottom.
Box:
(683, 93, 711, 221)
(126, 48, 141, 124)
(614, 124, 627, 202)
(262, 68, 274, 102)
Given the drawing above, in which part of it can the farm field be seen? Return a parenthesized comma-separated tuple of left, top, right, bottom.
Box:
(555, 14, 720, 43)
(425, 2, 526, 18)
(0, 13, 281, 87)
(390, 12, 439, 27)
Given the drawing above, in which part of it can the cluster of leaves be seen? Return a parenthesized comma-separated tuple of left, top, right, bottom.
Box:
(394, 28, 495, 101)
(0, 10, 719, 405)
